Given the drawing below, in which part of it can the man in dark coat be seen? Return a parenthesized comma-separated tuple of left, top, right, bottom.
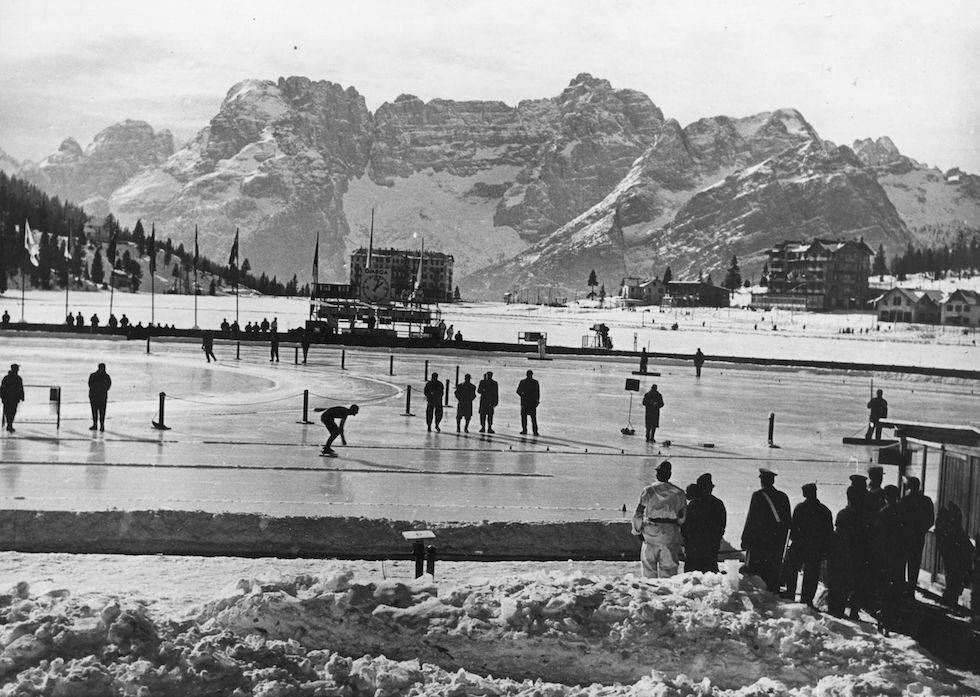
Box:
(516, 369, 540, 436)
(866, 465, 887, 512)
(741, 468, 791, 592)
(477, 371, 498, 433)
(694, 348, 705, 377)
(900, 476, 935, 597)
(783, 483, 833, 606)
(454, 374, 477, 433)
(865, 389, 888, 440)
(935, 501, 973, 606)
(87, 363, 112, 431)
(0, 364, 25, 433)
(693, 473, 726, 572)
(871, 485, 906, 619)
(641, 384, 664, 442)
(827, 485, 867, 618)
(424, 372, 444, 432)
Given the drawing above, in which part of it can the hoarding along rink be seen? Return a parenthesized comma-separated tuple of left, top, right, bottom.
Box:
(0, 334, 974, 531)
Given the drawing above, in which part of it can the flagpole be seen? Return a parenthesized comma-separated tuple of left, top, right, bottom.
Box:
(193, 224, 199, 329)
(64, 225, 70, 321)
(150, 223, 156, 327)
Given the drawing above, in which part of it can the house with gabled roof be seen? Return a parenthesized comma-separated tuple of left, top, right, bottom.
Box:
(942, 289, 980, 327)
(873, 287, 943, 324)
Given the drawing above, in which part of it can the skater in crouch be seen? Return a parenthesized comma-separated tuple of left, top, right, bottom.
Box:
(316, 404, 359, 456)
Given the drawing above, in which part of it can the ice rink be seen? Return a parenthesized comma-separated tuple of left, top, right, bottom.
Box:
(1, 329, 974, 528)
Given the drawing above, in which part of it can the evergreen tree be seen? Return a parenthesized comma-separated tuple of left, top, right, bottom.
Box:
(706, 272, 713, 285)
(598, 284, 606, 306)
(133, 220, 145, 255)
(872, 244, 888, 277)
(241, 258, 251, 275)
(662, 266, 672, 284)
(209, 278, 216, 296)
(697, 269, 704, 283)
(722, 255, 742, 291)
(90, 248, 105, 286)
(587, 269, 597, 298)
(760, 262, 769, 287)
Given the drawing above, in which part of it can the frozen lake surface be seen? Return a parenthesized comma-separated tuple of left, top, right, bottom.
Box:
(1, 323, 976, 530)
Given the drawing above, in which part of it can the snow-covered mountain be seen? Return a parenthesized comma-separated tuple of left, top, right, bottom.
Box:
(5, 75, 976, 297)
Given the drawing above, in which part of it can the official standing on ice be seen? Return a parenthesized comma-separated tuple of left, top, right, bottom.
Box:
(632, 460, 687, 578)
(0, 364, 25, 433)
(516, 369, 540, 436)
(477, 371, 498, 433)
(424, 372, 444, 432)
(641, 383, 664, 443)
(741, 468, 791, 592)
(87, 363, 112, 431)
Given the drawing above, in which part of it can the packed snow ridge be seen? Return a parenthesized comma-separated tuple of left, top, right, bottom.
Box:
(0, 567, 959, 696)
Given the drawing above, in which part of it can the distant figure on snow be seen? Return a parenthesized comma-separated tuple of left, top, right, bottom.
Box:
(301, 329, 311, 363)
(639, 348, 648, 374)
(76, 311, 84, 327)
(202, 331, 217, 363)
(270, 331, 279, 362)
(424, 372, 444, 432)
(641, 383, 664, 443)
(316, 404, 359, 457)
(865, 389, 888, 440)
(0, 364, 25, 433)
(87, 362, 112, 431)
(694, 348, 705, 377)
(454, 373, 477, 432)
(477, 371, 498, 433)
(516, 369, 540, 436)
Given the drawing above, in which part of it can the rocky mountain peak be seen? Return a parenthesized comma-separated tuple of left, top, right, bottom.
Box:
(851, 136, 913, 173)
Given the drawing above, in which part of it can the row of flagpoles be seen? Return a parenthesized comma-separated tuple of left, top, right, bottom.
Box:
(16, 219, 246, 329)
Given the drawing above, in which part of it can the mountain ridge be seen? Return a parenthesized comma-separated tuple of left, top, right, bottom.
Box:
(5, 75, 978, 298)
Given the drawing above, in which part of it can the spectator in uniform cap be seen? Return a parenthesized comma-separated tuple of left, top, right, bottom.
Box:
(867, 466, 886, 512)
(695, 472, 727, 572)
(783, 483, 833, 606)
(741, 468, 791, 592)
(632, 460, 687, 578)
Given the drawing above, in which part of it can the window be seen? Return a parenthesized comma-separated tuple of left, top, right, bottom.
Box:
(893, 296, 902, 306)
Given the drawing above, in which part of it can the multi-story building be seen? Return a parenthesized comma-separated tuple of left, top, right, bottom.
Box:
(349, 247, 454, 303)
(764, 239, 873, 310)
(620, 277, 666, 306)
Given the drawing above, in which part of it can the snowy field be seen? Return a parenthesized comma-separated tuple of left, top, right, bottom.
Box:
(0, 287, 977, 694)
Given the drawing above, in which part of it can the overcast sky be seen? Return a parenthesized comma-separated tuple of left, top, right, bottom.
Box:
(1, 0, 978, 172)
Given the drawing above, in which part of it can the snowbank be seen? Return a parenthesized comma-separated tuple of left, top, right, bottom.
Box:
(0, 568, 961, 696)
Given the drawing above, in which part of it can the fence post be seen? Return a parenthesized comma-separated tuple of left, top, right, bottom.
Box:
(341, 349, 346, 370)
(153, 392, 171, 430)
(425, 545, 437, 577)
(455, 365, 459, 387)
(294, 346, 299, 365)
(146, 336, 151, 354)
(413, 541, 425, 578)
(55, 387, 61, 430)
(444, 379, 450, 406)
(403, 385, 414, 416)
(389, 355, 394, 376)
(298, 389, 314, 424)
(424, 360, 429, 381)
(768, 412, 776, 447)
(236, 341, 241, 361)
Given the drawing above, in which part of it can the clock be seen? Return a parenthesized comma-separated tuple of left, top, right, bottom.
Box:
(360, 271, 391, 303)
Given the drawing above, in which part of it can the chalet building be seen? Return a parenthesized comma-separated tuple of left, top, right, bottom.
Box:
(349, 247, 454, 303)
(663, 281, 730, 308)
(873, 288, 943, 324)
(943, 289, 980, 327)
(620, 277, 666, 306)
(763, 239, 873, 310)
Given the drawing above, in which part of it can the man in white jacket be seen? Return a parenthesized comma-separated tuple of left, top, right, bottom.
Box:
(632, 460, 687, 578)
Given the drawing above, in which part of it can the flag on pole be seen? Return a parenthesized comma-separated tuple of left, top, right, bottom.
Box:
(23, 220, 39, 267)
(107, 229, 117, 268)
(312, 230, 319, 286)
(228, 228, 239, 267)
(148, 223, 156, 273)
(194, 225, 199, 272)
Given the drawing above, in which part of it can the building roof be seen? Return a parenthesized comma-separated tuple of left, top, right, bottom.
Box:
(880, 419, 980, 449)
(769, 238, 874, 257)
(873, 287, 945, 305)
(947, 288, 980, 305)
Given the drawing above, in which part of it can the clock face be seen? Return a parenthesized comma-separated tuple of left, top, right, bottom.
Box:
(360, 272, 391, 302)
